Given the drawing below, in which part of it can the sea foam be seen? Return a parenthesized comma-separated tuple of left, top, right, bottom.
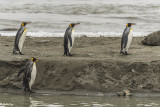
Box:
(0, 31, 149, 37)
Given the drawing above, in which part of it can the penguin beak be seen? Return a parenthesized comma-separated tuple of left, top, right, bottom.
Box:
(75, 23, 80, 26)
(131, 23, 136, 25)
(36, 59, 40, 61)
(26, 22, 31, 24)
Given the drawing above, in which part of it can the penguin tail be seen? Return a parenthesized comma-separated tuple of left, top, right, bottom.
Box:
(13, 48, 16, 54)
(22, 85, 30, 92)
(63, 52, 67, 56)
(68, 53, 73, 56)
(120, 50, 122, 54)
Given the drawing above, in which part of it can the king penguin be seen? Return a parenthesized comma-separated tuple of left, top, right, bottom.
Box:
(120, 23, 136, 55)
(13, 22, 31, 55)
(17, 57, 39, 92)
(63, 23, 80, 56)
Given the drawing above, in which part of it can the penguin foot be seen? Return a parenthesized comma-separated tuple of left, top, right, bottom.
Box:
(63, 54, 67, 56)
(23, 88, 35, 93)
(13, 51, 17, 54)
(13, 49, 16, 54)
(120, 51, 125, 55)
(23, 88, 29, 92)
(13, 52, 18, 54)
(19, 52, 24, 55)
(125, 52, 128, 55)
(29, 90, 35, 93)
(120, 51, 129, 55)
(63, 52, 73, 56)
(68, 53, 73, 56)
(63, 52, 68, 56)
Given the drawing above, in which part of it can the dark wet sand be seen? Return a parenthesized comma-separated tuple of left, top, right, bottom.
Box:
(0, 36, 160, 93)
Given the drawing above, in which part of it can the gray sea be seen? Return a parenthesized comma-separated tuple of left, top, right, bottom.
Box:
(0, 91, 160, 107)
(0, 0, 160, 37)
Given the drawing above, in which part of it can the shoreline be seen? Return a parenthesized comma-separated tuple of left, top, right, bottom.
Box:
(1, 36, 160, 93)
(1, 88, 160, 98)
(0, 31, 148, 37)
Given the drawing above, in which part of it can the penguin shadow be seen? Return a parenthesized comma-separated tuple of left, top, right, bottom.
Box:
(12, 52, 25, 55)
(62, 53, 94, 58)
(119, 53, 132, 56)
(62, 54, 76, 57)
(12, 52, 18, 55)
(74, 53, 94, 58)
(71, 54, 76, 56)
(17, 87, 36, 94)
(21, 90, 36, 94)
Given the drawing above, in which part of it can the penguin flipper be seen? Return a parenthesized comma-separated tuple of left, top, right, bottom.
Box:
(64, 28, 72, 54)
(14, 27, 25, 50)
(17, 68, 25, 77)
(121, 27, 130, 51)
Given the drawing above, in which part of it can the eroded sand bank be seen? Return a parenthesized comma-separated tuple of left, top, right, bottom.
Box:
(0, 36, 160, 92)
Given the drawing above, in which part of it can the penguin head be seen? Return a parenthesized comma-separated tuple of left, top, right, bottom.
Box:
(31, 57, 39, 62)
(21, 22, 31, 26)
(127, 23, 136, 27)
(69, 23, 80, 28)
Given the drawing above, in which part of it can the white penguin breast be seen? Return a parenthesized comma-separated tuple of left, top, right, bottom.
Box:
(19, 29, 27, 52)
(71, 29, 75, 45)
(68, 29, 75, 52)
(126, 30, 133, 49)
(29, 63, 37, 90)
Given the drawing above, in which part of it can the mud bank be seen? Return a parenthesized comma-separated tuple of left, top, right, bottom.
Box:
(0, 37, 160, 92)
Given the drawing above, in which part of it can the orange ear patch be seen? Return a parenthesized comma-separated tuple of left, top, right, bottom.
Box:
(22, 23, 24, 26)
(126, 24, 128, 27)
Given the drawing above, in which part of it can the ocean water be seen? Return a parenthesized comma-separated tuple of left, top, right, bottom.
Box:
(0, 92, 160, 107)
(0, 0, 160, 37)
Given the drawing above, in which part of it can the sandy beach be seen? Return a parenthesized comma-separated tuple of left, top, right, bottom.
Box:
(0, 36, 160, 92)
